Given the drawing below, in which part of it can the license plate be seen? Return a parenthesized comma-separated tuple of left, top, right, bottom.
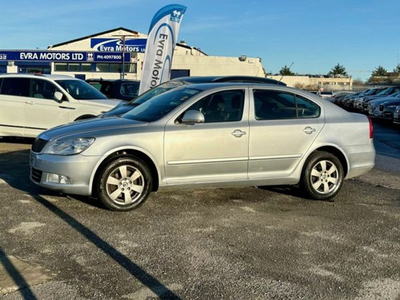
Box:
(30, 153, 36, 167)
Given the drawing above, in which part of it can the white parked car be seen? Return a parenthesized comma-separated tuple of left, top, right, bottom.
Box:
(0, 74, 121, 138)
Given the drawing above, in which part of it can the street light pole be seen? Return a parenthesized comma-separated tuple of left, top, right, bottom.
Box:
(113, 33, 139, 80)
(121, 36, 126, 80)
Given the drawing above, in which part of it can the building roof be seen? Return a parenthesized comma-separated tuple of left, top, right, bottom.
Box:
(48, 27, 140, 49)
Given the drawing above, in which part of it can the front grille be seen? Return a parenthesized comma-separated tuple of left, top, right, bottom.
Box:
(31, 168, 42, 183)
(31, 138, 48, 153)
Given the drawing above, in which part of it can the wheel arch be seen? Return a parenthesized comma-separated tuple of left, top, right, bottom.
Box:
(74, 114, 97, 121)
(305, 145, 349, 178)
(90, 147, 160, 196)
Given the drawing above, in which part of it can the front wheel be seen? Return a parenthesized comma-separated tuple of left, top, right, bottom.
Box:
(97, 156, 152, 211)
(300, 151, 344, 201)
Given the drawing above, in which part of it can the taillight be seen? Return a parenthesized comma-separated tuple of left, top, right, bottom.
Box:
(368, 116, 373, 139)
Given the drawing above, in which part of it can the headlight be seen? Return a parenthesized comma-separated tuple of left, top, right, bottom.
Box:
(45, 137, 95, 155)
(387, 105, 397, 108)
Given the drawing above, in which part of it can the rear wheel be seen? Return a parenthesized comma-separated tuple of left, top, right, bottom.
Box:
(97, 156, 152, 211)
(300, 151, 344, 201)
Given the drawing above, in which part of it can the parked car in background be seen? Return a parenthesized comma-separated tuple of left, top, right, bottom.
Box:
(361, 86, 400, 112)
(86, 79, 140, 101)
(30, 83, 375, 211)
(367, 92, 400, 118)
(393, 105, 400, 124)
(377, 98, 400, 121)
(316, 91, 333, 98)
(0, 74, 121, 138)
(102, 75, 286, 117)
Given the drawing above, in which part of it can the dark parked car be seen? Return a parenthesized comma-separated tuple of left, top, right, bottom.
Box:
(102, 76, 286, 117)
(86, 79, 140, 101)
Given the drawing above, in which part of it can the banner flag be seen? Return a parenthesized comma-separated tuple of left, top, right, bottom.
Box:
(138, 4, 187, 95)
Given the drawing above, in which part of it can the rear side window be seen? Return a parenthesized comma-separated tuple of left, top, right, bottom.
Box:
(254, 90, 320, 120)
(296, 95, 320, 118)
(1, 78, 30, 97)
(120, 82, 139, 98)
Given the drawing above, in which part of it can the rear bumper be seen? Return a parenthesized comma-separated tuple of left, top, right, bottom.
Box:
(343, 144, 375, 179)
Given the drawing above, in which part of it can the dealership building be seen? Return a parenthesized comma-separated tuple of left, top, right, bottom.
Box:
(0, 27, 265, 81)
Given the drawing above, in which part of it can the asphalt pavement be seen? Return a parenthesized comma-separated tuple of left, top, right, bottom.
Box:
(0, 120, 399, 300)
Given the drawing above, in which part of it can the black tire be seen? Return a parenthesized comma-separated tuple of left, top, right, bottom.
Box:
(97, 156, 152, 211)
(300, 151, 344, 201)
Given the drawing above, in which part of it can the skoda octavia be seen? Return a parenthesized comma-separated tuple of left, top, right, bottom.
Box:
(30, 83, 375, 211)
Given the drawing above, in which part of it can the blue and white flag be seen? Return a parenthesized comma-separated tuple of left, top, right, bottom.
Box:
(138, 4, 187, 95)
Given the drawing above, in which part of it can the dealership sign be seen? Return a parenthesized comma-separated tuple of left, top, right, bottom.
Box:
(90, 38, 147, 53)
(0, 51, 131, 62)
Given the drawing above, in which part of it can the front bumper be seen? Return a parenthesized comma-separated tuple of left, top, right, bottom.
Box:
(30, 151, 101, 196)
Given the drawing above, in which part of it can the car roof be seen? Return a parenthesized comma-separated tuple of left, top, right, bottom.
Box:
(0, 73, 76, 80)
(86, 78, 140, 83)
(171, 75, 286, 86)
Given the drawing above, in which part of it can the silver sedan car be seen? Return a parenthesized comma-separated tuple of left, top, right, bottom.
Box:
(30, 83, 375, 211)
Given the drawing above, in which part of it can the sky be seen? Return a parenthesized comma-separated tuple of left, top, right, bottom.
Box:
(1, 0, 399, 81)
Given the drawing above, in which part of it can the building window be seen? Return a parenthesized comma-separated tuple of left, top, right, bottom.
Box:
(54, 62, 137, 73)
(54, 63, 68, 71)
(94, 63, 137, 73)
(81, 63, 91, 72)
(54, 63, 95, 72)
(68, 63, 80, 72)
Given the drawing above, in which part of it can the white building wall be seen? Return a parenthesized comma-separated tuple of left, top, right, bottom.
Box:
(47, 28, 266, 80)
(172, 55, 265, 77)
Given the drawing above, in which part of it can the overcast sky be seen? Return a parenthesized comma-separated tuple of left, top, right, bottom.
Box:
(1, 0, 399, 81)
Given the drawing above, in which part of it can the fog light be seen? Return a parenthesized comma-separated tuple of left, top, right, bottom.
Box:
(47, 173, 72, 184)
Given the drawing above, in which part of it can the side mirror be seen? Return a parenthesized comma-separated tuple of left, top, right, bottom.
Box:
(181, 110, 205, 125)
(54, 91, 64, 102)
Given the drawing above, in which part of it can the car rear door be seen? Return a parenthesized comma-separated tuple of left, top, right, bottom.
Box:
(248, 88, 324, 180)
(23, 78, 70, 136)
(164, 88, 249, 184)
(0, 77, 29, 137)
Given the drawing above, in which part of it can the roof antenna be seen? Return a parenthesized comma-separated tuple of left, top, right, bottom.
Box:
(277, 62, 294, 84)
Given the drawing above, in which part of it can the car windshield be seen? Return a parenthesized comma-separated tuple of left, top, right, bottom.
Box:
(376, 87, 393, 96)
(56, 79, 108, 100)
(123, 87, 201, 122)
(127, 81, 186, 106)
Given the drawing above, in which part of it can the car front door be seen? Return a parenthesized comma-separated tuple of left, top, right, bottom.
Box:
(23, 79, 70, 136)
(248, 88, 324, 180)
(164, 88, 249, 184)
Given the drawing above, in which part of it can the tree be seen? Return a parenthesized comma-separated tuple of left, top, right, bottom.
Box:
(372, 65, 387, 76)
(393, 64, 400, 74)
(328, 63, 348, 77)
(279, 65, 295, 76)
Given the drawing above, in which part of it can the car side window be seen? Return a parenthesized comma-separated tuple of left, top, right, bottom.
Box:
(254, 90, 296, 120)
(120, 83, 139, 98)
(296, 95, 320, 118)
(186, 90, 245, 123)
(30, 79, 58, 100)
(1, 78, 30, 97)
(254, 90, 320, 120)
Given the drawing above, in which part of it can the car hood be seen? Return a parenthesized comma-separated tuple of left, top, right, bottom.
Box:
(39, 116, 147, 141)
(78, 98, 122, 108)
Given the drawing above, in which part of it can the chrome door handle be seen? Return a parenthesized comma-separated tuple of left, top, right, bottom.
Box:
(231, 129, 246, 138)
(303, 126, 316, 134)
(25, 101, 33, 105)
